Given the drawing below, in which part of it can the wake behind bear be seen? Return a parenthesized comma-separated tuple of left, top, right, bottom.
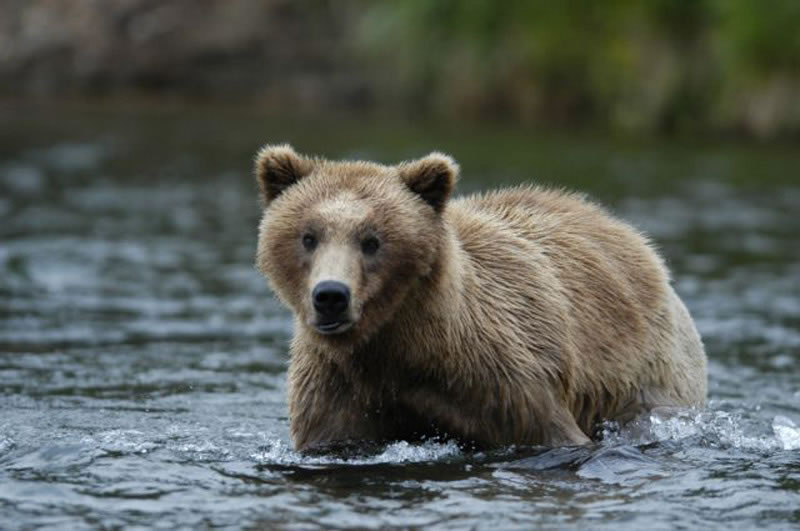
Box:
(254, 144, 707, 453)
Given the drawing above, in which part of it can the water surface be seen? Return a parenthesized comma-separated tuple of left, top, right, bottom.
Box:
(1, 105, 799, 529)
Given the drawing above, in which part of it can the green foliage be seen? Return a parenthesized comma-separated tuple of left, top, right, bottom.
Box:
(356, 0, 800, 136)
(717, 0, 800, 72)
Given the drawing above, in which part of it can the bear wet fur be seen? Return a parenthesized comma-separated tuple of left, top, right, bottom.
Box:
(254, 144, 707, 452)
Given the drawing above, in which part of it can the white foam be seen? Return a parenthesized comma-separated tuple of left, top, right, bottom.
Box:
(251, 438, 462, 466)
(604, 410, 797, 452)
(772, 416, 800, 451)
(172, 440, 232, 461)
(371, 440, 462, 463)
(84, 429, 160, 455)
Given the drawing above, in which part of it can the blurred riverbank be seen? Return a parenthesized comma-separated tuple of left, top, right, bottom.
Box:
(2, 0, 799, 139)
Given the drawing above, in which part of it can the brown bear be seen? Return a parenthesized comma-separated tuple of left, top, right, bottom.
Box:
(254, 144, 707, 452)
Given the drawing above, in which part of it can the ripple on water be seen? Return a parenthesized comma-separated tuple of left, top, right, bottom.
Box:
(0, 435, 15, 456)
(2, 129, 800, 529)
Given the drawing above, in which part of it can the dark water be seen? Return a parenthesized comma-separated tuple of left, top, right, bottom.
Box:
(1, 105, 799, 529)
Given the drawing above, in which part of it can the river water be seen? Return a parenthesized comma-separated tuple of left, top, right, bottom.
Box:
(1, 105, 799, 529)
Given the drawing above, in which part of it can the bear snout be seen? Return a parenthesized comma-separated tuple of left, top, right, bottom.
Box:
(312, 281, 351, 323)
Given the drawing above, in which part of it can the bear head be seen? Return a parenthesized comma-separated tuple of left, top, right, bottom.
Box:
(254, 144, 459, 348)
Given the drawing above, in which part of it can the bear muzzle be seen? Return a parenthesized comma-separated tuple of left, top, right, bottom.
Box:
(311, 280, 354, 335)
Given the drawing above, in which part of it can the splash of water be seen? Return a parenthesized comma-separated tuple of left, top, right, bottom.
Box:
(772, 416, 800, 450)
(602, 409, 800, 452)
(251, 438, 462, 466)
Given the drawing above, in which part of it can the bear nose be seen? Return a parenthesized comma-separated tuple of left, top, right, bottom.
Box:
(312, 281, 351, 318)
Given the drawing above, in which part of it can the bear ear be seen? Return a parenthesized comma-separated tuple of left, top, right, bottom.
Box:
(254, 144, 315, 205)
(397, 152, 459, 213)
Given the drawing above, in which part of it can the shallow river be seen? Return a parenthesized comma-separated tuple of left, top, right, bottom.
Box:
(1, 106, 799, 529)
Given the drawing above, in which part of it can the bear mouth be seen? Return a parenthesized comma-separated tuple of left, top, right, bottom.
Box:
(314, 320, 353, 335)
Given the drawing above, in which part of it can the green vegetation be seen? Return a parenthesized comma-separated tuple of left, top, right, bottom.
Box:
(2, 1, 797, 138)
(357, 1, 800, 137)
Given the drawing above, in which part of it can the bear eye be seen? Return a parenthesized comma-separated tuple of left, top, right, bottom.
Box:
(302, 233, 317, 251)
(361, 236, 380, 256)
